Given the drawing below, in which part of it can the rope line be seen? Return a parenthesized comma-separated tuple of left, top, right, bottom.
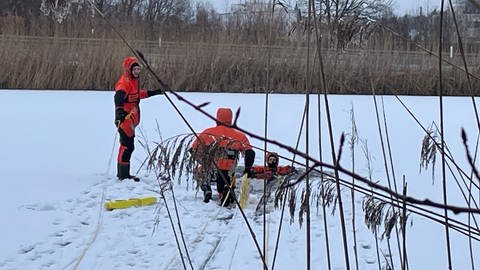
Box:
(70, 185, 107, 270)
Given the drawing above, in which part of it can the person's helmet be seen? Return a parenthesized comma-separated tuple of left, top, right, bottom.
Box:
(266, 152, 279, 168)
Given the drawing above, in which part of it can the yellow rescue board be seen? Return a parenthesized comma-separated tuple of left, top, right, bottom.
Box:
(105, 196, 158, 211)
(239, 174, 250, 209)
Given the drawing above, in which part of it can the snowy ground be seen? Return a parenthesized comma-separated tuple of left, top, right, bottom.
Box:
(1, 90, 479, 269)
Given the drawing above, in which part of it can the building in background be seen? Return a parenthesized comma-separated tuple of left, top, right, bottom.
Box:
(231, 0, 270, 14)
(452, 0, 480, 47)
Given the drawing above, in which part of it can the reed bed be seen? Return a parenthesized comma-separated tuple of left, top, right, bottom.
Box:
(2, 34, 480, 95)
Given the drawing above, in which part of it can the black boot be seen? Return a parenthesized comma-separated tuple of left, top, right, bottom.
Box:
(117, 163, 140, 182)
(200, 182, 212, 203)
(203, 190, 212, 203)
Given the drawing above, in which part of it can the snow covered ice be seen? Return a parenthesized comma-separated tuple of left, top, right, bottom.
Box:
(1, 90, 479, 269)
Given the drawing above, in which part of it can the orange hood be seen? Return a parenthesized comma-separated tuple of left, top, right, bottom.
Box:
(216, 108, 232, 126)
(122, 56, 139, 78)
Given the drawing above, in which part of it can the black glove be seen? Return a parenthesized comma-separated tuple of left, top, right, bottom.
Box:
(148, 89, 163, 97)
(115, 108, 127, 124)
(243, 167, 254, 178)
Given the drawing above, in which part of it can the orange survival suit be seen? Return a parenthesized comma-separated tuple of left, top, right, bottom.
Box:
(114, 56, 162, 181)
(251, 152, 294, 180)
(191, 108, 255, 206)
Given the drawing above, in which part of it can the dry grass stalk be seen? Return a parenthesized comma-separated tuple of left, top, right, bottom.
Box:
(147, 133, 196, 185)
(288, 188, 297, 224)
(312, 174, 337, 212)
(298, 187, 308, 228)
(362, 195, 404, 240)
(363, 195, 385, 233)
(147, 133, 258, 193)
(419, 123, 440, 183)
(274, 169, 339, 226)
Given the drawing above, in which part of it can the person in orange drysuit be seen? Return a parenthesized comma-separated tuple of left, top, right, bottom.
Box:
(114, 56, 162, 181)
(190, 108, 255, 206)
(250, 152, 295, 181)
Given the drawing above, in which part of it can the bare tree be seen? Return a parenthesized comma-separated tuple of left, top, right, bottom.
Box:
(117, 0, 142, 17)
(297, 0, 393, 49)
(0, 0, 41, 16)
(193, 2, 221, 42)
(139, 0, 192, 39)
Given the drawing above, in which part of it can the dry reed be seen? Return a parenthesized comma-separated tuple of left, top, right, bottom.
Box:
(1, 35, 480, 94)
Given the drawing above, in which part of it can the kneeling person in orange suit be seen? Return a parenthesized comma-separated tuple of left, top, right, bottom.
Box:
(190, 108, 255, 207)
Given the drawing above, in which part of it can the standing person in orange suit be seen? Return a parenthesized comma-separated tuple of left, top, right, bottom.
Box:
(250, 152, 295, 181)
(114, 56, 162, 181)
(190, 108, 255, 206)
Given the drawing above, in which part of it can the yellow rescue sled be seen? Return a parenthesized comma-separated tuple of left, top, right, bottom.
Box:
(104, 196, 157, 211)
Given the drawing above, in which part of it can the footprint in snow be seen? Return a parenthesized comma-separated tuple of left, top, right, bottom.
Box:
(55, 240, 72, 247)
(22, 204, 56, 211)
(361, 243, 372, 249)
(85, 201, 97, 208)
(49, 230, 66, 237)
(127, 249, 140, 255)
(40, 259, 55, 268)
(52, 219, 63, 225)
(133, 232, 148, 238)
(19, 244, 35, 254)
(43, 249, 55, 255)
(80, 220, 90, 226)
